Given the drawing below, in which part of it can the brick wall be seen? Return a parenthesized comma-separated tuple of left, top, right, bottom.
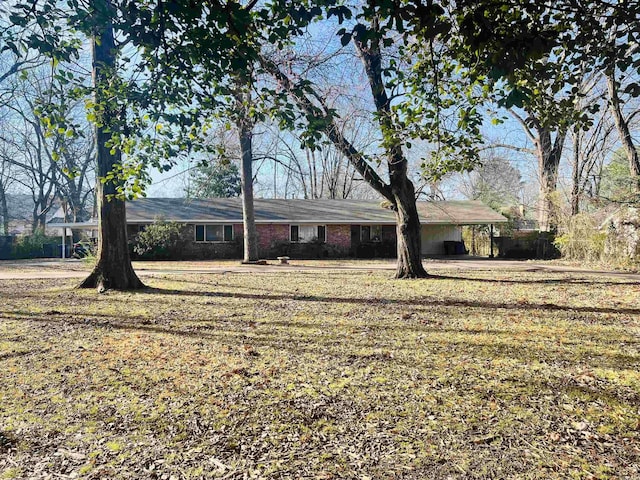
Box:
(181, 223, 243, 259)
(129, 223, 242, 260)
(257, 223, 352, 258)
(256, 224, 290, 255)
(129, 222, 361, 259)
(327, 224, 351, 248)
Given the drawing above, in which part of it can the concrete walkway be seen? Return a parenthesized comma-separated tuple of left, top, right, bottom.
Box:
(0, 257, 638, 281)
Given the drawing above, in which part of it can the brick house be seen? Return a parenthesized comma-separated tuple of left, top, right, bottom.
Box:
(51, 198, 507, 259)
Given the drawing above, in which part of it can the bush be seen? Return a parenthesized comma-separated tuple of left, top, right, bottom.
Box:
(356, 240, 395, 258)
(132, 220, 187, 260)
(554, 214, 606, 262)
(12, 229, 61, 259)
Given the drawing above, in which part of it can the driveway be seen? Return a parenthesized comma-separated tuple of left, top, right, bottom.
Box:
(0, 257, 638, 281)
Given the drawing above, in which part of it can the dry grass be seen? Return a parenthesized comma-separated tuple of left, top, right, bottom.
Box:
(1, 269, 639, 479)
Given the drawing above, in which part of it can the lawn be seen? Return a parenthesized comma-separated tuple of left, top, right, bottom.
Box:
(1, 268, 639, 479)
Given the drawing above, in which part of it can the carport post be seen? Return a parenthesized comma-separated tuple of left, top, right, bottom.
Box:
(61, 228, 66, 259)
(489, 224, 494, 258)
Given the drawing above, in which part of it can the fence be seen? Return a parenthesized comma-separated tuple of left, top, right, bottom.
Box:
(0, 236, 13, 259)
(461, 227, 493, 257)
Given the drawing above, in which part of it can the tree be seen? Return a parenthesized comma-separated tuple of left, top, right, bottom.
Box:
(14, 0, 621, 280)
(233, 78, 259, 263)
(600, 148, 640, 203)
(266, 114, 379, 200)
(0, 21, 45, 235)
(187, 160, 241, 198)
(573, 1, 640, 195)
(0, 149, 11, 235)
(460, 155, 523, 210)
(78, 0, 143, 291)
(56, 130, 96, 223)
(0, 16, 43, 96)
(568, 99, 616, 214)
(9, 0, 168, 290)
(465, 1, 640, 223)
(605, 68, 640, 196)
(262, 3, 487, 277)
(0, 64, 95, 231)
(120, 1, 279, 264)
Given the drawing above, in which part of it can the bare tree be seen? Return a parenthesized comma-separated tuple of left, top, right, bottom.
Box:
(57, 131, 96, 222)
(459, 155, 523, 209)
(261, 116, 377, 200)
(605, 68, 640, 195)
(1, 92, 60, 231)
(233, 82, 259, 263)
(568, 104, 616, 213)
(0, 63, 96, 231)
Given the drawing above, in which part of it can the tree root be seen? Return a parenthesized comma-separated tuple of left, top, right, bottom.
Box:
(78, 266, 145, 292)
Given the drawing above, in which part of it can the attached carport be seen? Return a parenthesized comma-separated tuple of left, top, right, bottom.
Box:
(416, 201, 508, 256)
(47, 221, 98, 258)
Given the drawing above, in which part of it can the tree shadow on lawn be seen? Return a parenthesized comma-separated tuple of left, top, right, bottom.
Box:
(3, 308, 639, 372)
(428, 274, 639, 286)
(145, 270, 640, 288)
(139, 286, 640, 317)
(0, 349, 49, 362)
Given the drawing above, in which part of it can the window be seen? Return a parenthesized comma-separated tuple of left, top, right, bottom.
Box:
(194, 224, 234, 242)
(361, 225, 383, 242)
(290, 224, 326, 243)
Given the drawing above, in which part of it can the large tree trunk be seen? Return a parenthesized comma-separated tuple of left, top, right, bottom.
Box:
(536, 127, 565, 232)
(0, 177, 8, 236)
(355, 22, 427, 278)
(606, 69, 640, 194)
(570, 131, 581, 216)
(391, 177, 427, 278)
(79, 0, 143, 292)
(235, 90, 259, 263)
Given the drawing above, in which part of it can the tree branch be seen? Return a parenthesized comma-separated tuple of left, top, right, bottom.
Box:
(259, 55, 393, 201)
(480, 143, 535, 155)
(508, 108, 537, 145)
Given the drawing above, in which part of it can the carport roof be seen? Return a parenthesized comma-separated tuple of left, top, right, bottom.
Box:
(49, 198, 507, 228)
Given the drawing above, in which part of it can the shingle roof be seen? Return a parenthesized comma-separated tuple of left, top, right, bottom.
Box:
(124, 198, 506, 225)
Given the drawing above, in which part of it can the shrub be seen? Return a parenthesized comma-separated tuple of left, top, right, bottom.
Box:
(554, 214, 606, 261)
(132, 220, 187, 260)
(12, 229, 61, 259)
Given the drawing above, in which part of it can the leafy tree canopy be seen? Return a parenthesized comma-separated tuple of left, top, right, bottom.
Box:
(8, 0, 640, 189)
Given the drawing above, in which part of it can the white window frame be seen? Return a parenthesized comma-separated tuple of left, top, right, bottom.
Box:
(194, 224, 234, 243)
(290, 224, 327, 243)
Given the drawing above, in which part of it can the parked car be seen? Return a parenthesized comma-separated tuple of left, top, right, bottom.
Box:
(72, 240, 96, 258)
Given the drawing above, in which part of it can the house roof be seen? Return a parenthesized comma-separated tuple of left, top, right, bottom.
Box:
(49, 198, 507, 228)
(125, 198, 507, 225)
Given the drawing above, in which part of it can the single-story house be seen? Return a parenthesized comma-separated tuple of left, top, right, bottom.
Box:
(50, 198, 507, 259)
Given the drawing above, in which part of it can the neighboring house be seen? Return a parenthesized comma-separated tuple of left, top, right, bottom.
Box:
(4, 194, 37, 235)
(50, 198, 507, 259)
(4, 194, 62, 235)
